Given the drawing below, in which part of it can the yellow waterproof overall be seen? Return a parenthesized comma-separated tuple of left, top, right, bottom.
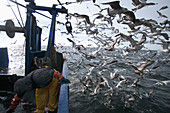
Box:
(34, 77, 60, 113)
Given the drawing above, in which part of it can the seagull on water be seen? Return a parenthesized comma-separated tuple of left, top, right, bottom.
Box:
(156, 80, 170, 86)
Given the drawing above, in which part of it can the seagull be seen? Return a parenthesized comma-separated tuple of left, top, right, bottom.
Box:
(121, 11, 136, 23)
(79, 51, 96, 60)
(124, 18, 158, 32)
(116, 79, 126, 88)
(70, 13, 92, 25)
(86, 66, 95, 76)
(93, 4, 107, 13)
(159, 6, 168, 11)
(110, 70, 119, 80)
(156, 80, 170, 86)
(155, 38, 170, 52)
(105, 38, 119, 51)
(116, 75, 127, 88)
(131, 75, 142, 86)
(152, 59, 170, 69)
(157, 11, 168, 18)
(102, 59, 118, 67)
(79, 79, 89, 93)
(102, 1, 136, 23)
(90, 44, 102, 56)
(67, 38, 86, 51)
(76, 0, 96, 3)
(116, 33, 146, 48)
(116, 33, 144, 52)
(136, 34, 147, 45)
(102, 1, 124, 12)
(149, 31, 169, 40)
(130, 60, 155, 76)
(160, 20, 170, 27)
(128, 96, 135, 102)
(93, 13, 113, 26)
(11, 40, 17, 44)
(67, 38, 76, 48)
(132, 0, 157, 11)
(145, 89, 154, 98)
(100, 75, 115, 90)
(90, 84, 101, 95)
(42, 24, 51, 29)
(93, 13, 104, 21)
(43, 37, 48, 41)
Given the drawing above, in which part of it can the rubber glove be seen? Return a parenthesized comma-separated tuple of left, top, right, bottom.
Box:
(60, 77, 70, 83)
(6, 108, 14, 113)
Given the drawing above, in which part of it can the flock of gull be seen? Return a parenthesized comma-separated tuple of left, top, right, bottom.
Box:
(56, 0, 170, 108)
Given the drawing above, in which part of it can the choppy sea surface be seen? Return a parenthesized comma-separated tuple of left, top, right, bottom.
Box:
(0, 45, 170, 113)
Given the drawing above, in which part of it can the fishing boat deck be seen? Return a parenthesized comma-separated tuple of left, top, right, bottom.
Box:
(0, 61, 69, 113)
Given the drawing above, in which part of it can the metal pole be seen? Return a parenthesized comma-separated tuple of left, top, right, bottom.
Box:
(46, 5, 58, 57)
(25, 3, 33, 75)
(0, 25, 24, 33)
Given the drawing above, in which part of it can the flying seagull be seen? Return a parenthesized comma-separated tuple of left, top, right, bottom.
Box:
(160, 20, 170, 27)
(70, 13, 91, 25)
(67, 38, 86, 51)
(93, 4, 107, 13)
(149, 31, 169, 40)
(152, 59, 170, 69)
(77, 0, 96, 3)
(130, 60, 154, 76)
(102, 1, 136, 23)
(116, 33, 146, 48)
(132, 0, 157, 11)
(105, 38, 119, 51)
(157, 11, 168, 18)
(155, 38, 170, 52)
(159, 6, 168, 11)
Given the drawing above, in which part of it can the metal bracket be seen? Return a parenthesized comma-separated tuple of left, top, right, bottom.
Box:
(0, 20, 24, 38)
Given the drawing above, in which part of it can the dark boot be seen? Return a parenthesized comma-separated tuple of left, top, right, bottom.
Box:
(48, 111, 53, 113)
(48, 111, 57, 113)
(48, 108, 58, 113)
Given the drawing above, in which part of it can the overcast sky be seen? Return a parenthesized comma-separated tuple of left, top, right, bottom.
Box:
(0, 0, 170, 50)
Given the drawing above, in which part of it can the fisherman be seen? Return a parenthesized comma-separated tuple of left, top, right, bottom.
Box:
(6, 56, 70, 113)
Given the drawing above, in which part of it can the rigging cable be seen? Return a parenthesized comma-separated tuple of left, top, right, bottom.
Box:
(9, 0, 78, 20)
(9, 0, 52, 20)
(7, 0, 23, 28)
(57, 0, 63, 6)
(15, 0, 24, 27)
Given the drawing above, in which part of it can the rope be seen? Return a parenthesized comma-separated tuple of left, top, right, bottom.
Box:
(54, 1, 78, 6)
(15, 0, 24, 27)
(7, 0, 23, 28)
(9, 0, 52, 20)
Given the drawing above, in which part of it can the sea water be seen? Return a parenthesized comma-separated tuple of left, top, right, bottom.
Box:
(0, 45, 170, 113)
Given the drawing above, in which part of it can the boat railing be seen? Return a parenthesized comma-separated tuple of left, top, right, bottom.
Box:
(58, 61, 69, 113)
